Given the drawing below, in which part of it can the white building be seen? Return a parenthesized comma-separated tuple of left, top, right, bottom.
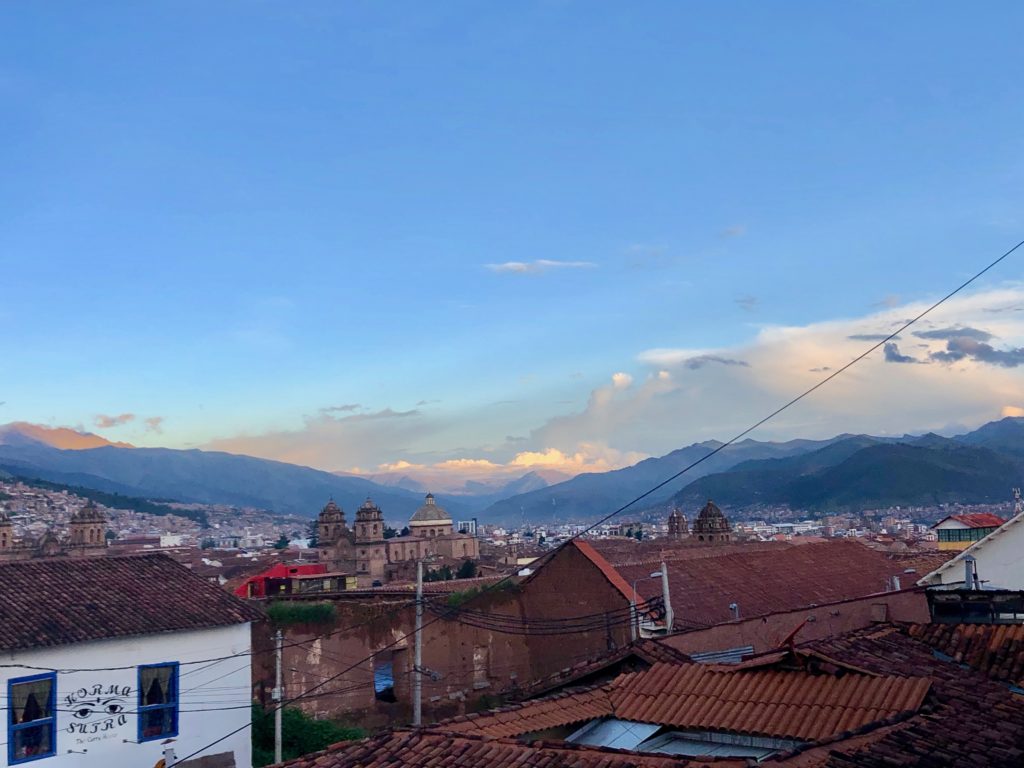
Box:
(918, 511, 1024, 590)
(0, 554, 261, 768)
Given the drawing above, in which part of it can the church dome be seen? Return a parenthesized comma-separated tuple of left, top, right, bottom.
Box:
(693, 500, 731, 534)
(410, 493, 451, 523)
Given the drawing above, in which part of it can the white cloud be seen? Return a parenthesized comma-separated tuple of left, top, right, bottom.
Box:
(485, 259, 596, 274)
(203, 286, 1024, 490)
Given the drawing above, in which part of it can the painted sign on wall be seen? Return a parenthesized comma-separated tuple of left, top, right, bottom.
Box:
(63, 683, 133, 744)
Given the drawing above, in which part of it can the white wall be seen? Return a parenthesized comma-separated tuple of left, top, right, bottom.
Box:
(923, 519, 1024, 590)
(1, 623, 252, 768)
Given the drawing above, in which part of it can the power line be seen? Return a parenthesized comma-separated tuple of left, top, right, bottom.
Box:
(0, 599, 417, 675)
(175, 237, 1024, 764)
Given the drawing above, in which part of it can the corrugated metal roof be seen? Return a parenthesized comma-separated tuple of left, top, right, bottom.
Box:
(689, 647, 754, 665)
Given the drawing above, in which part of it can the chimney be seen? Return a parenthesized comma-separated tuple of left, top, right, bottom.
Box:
(964, 555, 979, 590)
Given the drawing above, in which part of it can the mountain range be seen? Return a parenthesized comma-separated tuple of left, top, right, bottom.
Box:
(3, 418, 1023, 525)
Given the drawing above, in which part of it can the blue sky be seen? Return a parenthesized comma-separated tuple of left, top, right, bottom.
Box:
(3, 2, 1024, 484)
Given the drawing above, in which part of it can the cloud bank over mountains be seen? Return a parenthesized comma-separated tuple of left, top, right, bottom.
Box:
(144, 286, 1024, 488)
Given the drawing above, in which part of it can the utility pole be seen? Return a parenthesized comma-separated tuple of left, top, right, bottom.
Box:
(413, 559, 424, 726)
(273, 629, 283, 765)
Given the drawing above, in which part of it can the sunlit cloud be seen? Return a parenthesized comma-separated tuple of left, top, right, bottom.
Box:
(94, 413, 135, 428)
(144, 416, 165, 433)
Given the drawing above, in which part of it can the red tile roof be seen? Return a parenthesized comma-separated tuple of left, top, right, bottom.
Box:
(614, 540, 924, 628)
(609, 663, 929, 742)
(439, 661, 929, 744)
(0, 553, 263, 651)
(441, 684, 614, 737)
(276, 730, 737, 768)
(785, 625, 1024, 767)
(513, 639, 692, 699)
(908, 623, 1024, 687)
(933, 512, 1007, 529)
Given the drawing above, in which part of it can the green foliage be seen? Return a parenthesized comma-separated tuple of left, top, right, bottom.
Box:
(446, 586, 482, 607)
(424, 564, 454, 582)
(273, 533, 290, 550)
(383, 526, 398, 539)
(306, 519, 319, 548)
(200, 538, 217, 549)
(104, 530, 117, 541)
(456, 559, 478, 579)
(266, 601, 336, 628)
(400, 526, 410, 537)
(251, 704, 363, 767)
(470, 693, 504, 713)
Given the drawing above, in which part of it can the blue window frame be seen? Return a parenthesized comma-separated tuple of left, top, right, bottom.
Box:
(137, 663, 179, 743)
(8, 672, 57, 764)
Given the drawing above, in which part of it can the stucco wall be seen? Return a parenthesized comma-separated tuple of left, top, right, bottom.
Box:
(1, 623, 252, 768)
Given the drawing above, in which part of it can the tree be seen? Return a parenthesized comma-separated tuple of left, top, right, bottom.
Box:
(456, 559, 477, 579)
(200, 538, 216, 549)
(104, 530, 117, 542)
(424, 564, 454, 582)
(400, 526, 411, 537)
(634, 528, 644, 541)
(274, 534, 290, 550)
(306, 519, 319, 548)
(251, 705, 362, 767)
(383, 526, 398, 539)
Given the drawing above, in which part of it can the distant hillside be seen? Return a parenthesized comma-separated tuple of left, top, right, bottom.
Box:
(0, 422, 132, 450)
(0, 425, 470, 521)
(0, 470, 209, 527)
(480, 436, 849, 525)
(671, 429, 1024, 512)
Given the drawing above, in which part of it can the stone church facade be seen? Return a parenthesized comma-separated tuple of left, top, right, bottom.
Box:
(317, 493, 479, 586)
(0, 499, 109, 562)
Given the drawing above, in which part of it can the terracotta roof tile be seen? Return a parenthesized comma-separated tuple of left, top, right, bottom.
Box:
(616, 540, 929, 628)
(435, 662, 928, 744)
(907, 622, 1024, 687)
(275, 730, 737, 768)
(935, 513, 1006, 529)
(780, 624, 1024, 767)
(0, 553, 263, 651)
(439, 684, 614, 737)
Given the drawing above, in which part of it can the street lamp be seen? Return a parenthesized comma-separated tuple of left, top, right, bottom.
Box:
(631, 571, 663, 641)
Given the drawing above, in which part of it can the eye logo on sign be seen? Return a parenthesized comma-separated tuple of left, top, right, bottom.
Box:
(64, 684, 133, 738)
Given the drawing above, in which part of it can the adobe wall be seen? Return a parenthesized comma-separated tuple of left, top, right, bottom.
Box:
(660, 588, 931, 657)
(250, 546, 634, 729)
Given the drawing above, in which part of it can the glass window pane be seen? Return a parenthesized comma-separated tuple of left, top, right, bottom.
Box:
(141, 666, 174, 706)
(12, 723, 53, 761)
(10, 678, 53, 725)
(141, 707, 177, 739)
